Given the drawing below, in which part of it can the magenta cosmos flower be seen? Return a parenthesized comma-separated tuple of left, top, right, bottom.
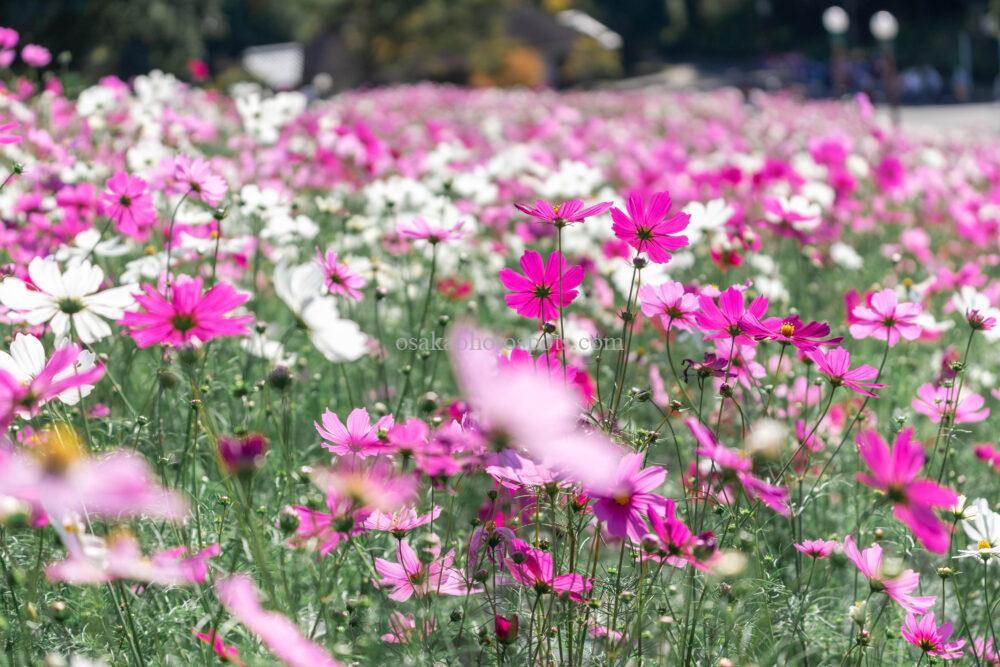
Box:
(900, 613, 965, 660)
(807, 346, 884, 397)
(505, 538, 591, 600)
(101, 171, 158, 241)
(499, 250, 584, 322)
(610, 191, 690, 263)
(0, 117, 20, 145)
(290, 495, 370, 556)
(849, 288, 922, 346)
(855, 428, 958, 553)
(842, 536, 935, 613)
(215, 575, 342, 667)
(315, 407, 394, 457)
(515, 199, 612, 227)
(638, 280, 698, 330)
(20, 44, 50, 67)
(374, 539, 473, 601)
(588, 452, 668, 541)
(121, 276, 253, 348)
(315, 248, 365, 301)
(743, 314, 842, 351)
(793, 538, 838, 559)
(912, 383, 989, 424)
(695, 286, 768, 345)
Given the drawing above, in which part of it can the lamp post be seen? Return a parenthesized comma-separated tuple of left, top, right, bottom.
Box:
(870, 10, 899, 125)
(822, 6, 850, 96)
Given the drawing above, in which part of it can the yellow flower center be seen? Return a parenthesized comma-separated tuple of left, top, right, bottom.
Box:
(32, 423, 84, 476)
(978, 539, 992, 550)
(614, 493, 632, 506)
(780, 323, 795, 337)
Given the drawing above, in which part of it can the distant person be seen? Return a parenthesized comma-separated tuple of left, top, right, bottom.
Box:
(951, 66, 971, 102)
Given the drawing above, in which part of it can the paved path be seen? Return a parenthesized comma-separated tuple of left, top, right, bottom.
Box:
(881, 103, 1000, 135)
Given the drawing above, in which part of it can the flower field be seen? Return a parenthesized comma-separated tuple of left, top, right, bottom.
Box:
(0, 38, 1000, 667)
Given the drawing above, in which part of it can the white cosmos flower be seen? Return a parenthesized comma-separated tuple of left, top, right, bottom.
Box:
(0, 258, 137, 344)
(0, 333, 97, 406)
(241, 327, 297, 366)
(273, 262, 367, 363)
(956, 498, 1000, 563)
(683, 198, 733, 246)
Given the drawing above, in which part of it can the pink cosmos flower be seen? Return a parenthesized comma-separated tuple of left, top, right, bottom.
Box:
(47, 532, 219, 586)
(0, 118, 20, 145)
(101, 171, 158, 241)
(121, 275, 253, 348)
(687, 419, 790, 516)
(807, 347, 884, 397)
(397, 217, 464, 244)
(215, 575, 342, 667)
(514, 199, 612, 226)
(793, 539, 838, 559)
(380, 611, 436, 644)
(20, 44, 50, 67)
(848, 288, 922, 346)
(315, 408, 394, 457)
(505, 538, 591, 600)
(0, 27, 17, 67)
(0, 431, 187, 522)
(498, 250, 584, 321)
(315, 248, 365, 301)
(900, 613, 965, 660)
(193, 629, 243, 666)
(743, 314, 842, 351)
(0, 342, 104, 426)
(646, 501, 716, 570)
(289, 495, 370, 556)
(695, 286, 768, 345)
(363, 506, 441, 538)
(638, 280, 698, 330)
(610, 191, 690, 263)
(911, 383, 989, 424)
(842, 536, 935, 613)
(588, 452, 668, 541)
(374, 539, 473, 601)
(174, 157, 227, 207)
(855, 428, 958, 553)
(310, 457, 417, 513)
(973, 637, 1000, 665)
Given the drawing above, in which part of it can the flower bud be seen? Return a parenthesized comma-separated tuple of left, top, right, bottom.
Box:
(278, 506, 300, 535)
(218, 433, 267, 475)
(494, 614, 519, 644)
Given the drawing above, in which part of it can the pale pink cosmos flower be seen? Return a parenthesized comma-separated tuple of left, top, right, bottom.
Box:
(807, 346, 884, 397)
(0, 117, 19, 144)
(505, 538, 591, 600)
(315, 407, 394, 457)
(900, 612, 965, 660)
(588, 452, 668, 541)
(20, 44, 50, 67)
(47, 531, 219, 586)
(638, 280, 698, 330)
(315, 248, 365, 301)
(973, 637, 999, 665)
(793, 539, 838, 559)
(687, 418, 790, 517)
(849, 288, 922, 346)
(842, 535, 935, 614)
(121, 275, 253, 348)
(215, 575, 342, 667)
(174, 156, 227, 207)
(514, 199, 612, 226)
(499, 250, 584, 322)
(0, 431, 187, 522)
(362, 506, 442, 538)
(380, 611, 436, 644)
(855, 428, 958, 554)
(911, 383, 989, 424)
(374, 539, 474, 601)
(397, 217, 464, 244)
(610, 191, 690, 263)
(450, 324, 626, 492)
(101, 171, 157, 241)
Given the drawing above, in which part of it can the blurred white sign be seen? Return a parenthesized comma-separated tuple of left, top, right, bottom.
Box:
(242, 42, 304, 90)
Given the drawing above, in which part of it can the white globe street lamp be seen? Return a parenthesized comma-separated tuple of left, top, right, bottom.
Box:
(869, 11, 899, 42)
(822, 6, 850, 36)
